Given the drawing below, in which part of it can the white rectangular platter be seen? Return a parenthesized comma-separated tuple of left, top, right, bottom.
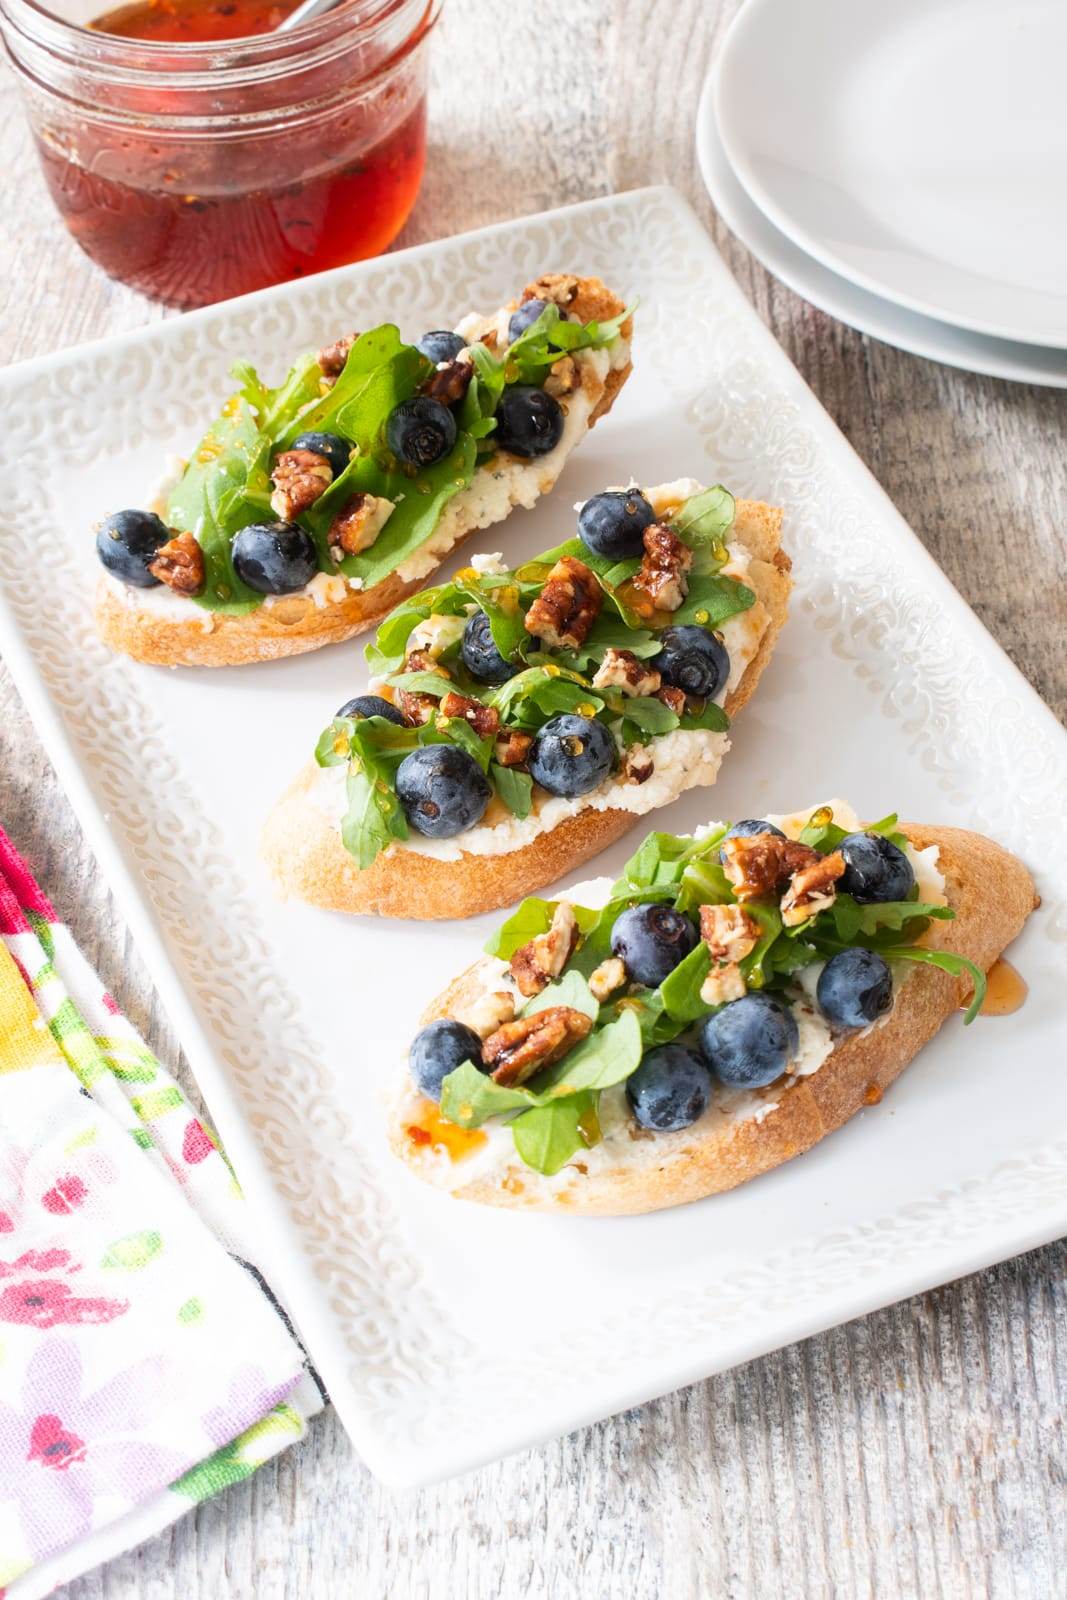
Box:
(1, 187, 1064, 1486)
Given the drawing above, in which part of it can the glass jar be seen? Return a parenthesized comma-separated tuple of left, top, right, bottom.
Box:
(0, 0, 439, 306)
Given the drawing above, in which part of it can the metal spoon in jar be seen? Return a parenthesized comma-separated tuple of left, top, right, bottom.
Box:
(276, 0, 341, 30)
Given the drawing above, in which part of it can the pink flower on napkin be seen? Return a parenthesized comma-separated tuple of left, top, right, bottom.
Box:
(0, 1338, 186, 1562)
(0, 1250, 128, 1329)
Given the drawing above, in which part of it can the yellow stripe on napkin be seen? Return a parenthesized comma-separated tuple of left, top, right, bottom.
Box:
(0, 942, 61, 1075)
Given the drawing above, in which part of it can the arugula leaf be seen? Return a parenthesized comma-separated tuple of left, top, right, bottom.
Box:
(618, 696, 679, 736)
(232, 351, 322, 444)
(659, 943, 713, 1022)
(674, 485, 736, 546)
(419, 714, 493, 772)
(166, 400, 268, 616)
(340, 764, 407, 869)
(484, 896, 599, 959)
(364, 599, 436, 675)
(676, 856, 733, 912)
(504, 301, 633, 385)
(274, 325, 425, 447)
(523, 970, 599, 1022)
(882, 946, 988, 1024)
(827, 895, 953, 943)
(680, 698, 731, 734)
(670, 574, 756, 629)
(510, 1091, 601, 1176)
(439, 1061, 534, 1127)
(388, 671, 454, 698)
(533, 1009, 642, 1094)
(341, 436, 479, 592)
(739, 902, 784, 989)
(491, 763, 533, 819)
(315, 717, 357, 768)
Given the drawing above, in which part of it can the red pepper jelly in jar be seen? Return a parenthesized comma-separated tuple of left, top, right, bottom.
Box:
(0, 0, 439, 306)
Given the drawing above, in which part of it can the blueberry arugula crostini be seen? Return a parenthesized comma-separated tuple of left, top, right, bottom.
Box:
(93, 275, 633, 668)
(261, 478, 792, 918)
(389, 800, 1036, 1214)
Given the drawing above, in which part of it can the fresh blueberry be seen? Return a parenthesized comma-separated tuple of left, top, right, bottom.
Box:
(335, 694, 406, 725)
(577, 489, 655, 559)
(289, 430, 350, 479)
(698, 993, 799, 1089)
(395, 745, 491, 838)
(654, 625, 730, 700)
(416, 330, 467, 365)
(837, 831, 915, 904)
(528, 714, 616, 797)
(231, 521, 318, 595)
(626, 1043, 713, 1132)
(461, 610, 525, 684)
(610, 903, 699, 988)
(493, 386, 564, 458)
(718, 818, 786, 864)
(508, 298, 552, 341)
(409, 1018, 484, 1101)
(386, 396, 457, 468)
(95, 508, 169, 588)
(816, 948, 894, 1030)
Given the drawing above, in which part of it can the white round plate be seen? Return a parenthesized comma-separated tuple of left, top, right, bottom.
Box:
(714, 0, 1067, 349)
(696, 68, 1067, 388)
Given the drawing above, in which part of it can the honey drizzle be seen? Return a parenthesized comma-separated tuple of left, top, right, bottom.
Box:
(405, 1100, 487, 1163)
(972, 957, 1028, 1017)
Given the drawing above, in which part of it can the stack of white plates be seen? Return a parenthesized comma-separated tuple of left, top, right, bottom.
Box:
(697, 0, 1067, 386)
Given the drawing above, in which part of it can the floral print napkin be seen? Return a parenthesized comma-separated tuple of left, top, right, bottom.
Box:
(0, 827, 322, 1598)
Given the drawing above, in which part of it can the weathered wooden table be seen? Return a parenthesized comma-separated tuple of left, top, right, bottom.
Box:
(1, 1, 1064, 1593)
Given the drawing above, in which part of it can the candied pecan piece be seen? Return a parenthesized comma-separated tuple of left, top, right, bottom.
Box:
(699, 903, 761, 964)
(523, 554, 602, 649)
(721, 833, 822, 902)
(544, 355, 580, 399)
(522, 273, 581, 309)
(397, 647, 451, 727)
(494, 730, 534, 769)
(780, 850, 845, 927)
(454, 990, 516, 1040)
(270, 449, 333, 520)
(591, 647, 662, 698)
(148, 530, 205, 596)
(440, 690, 500, 739)
(656, 685, 687, 716)
(327, 492, 393, 557)
(482, 1004, 592, 1087)
(509, 903, 579, 998)
(317, 332, 357, 380)
(700, 962, 747, 1007)
(632, 523, 693, 613)
(421, 358, 474, 406)
(589, 957, 627, 1002)
(620, 747, 654, 785)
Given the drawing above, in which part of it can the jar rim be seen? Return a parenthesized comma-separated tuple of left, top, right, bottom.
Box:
(0, 0, 432, 84)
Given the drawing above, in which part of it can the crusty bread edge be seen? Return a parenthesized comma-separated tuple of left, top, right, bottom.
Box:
(259, 501, 791, 919)
(390, 824, 1037, 1214)
(93, 276, 633, 669)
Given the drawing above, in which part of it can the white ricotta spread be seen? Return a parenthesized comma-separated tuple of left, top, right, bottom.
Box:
(122, 309, 629, 623)
(397, 804, 946, 1195)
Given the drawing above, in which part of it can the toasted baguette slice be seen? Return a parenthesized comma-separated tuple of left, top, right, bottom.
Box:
(95, 276, 632, 669)
(261, 499, 791, 919)
(390, 824, 1036, 1214)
